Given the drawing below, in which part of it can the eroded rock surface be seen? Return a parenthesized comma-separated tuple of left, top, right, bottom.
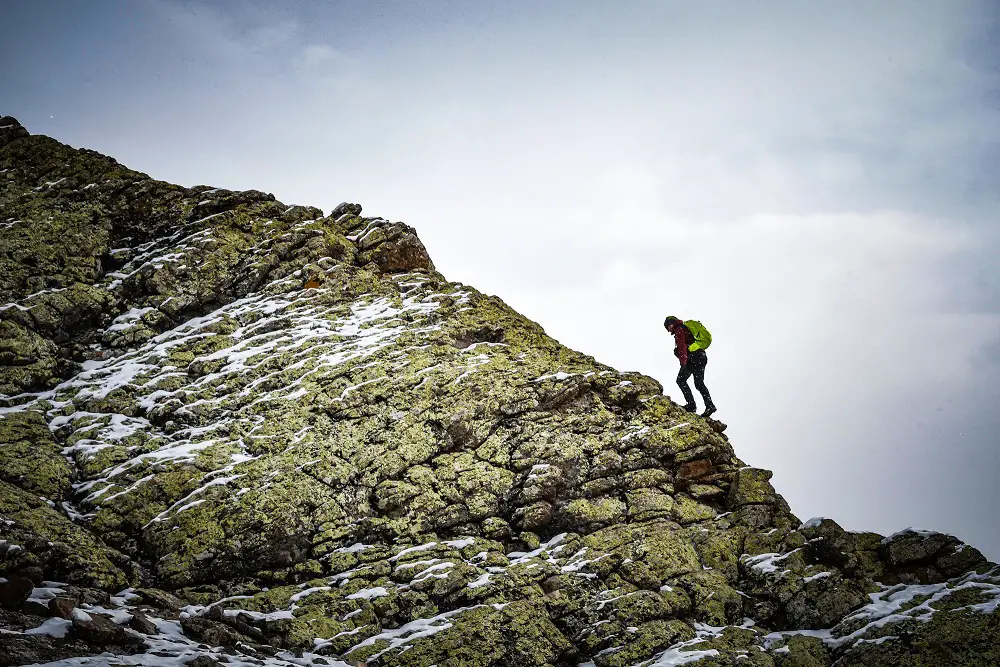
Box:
(1, 116, 997, 666)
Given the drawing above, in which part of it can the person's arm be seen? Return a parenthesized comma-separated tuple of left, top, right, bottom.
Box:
(673, 328, 688, 366)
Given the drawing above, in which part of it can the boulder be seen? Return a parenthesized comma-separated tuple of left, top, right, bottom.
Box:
(800, 518, 857, 568)
(132, 588, 185, 611)
(727, 467, 779, 508)
(48, 597, 76, 618)
(21, 599, 50, 616)
(180, 616, 243, 647)
(0, 116, 29, 148)
(127, 611, 158, 635)
(0, 576, 33, 611)
(70, 614, 127, 645)
(879, 529, 952, 566)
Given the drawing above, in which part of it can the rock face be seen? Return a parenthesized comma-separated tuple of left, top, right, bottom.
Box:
(0, 116, 997, 667)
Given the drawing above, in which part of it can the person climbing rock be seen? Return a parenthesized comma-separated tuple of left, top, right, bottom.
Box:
(664, 315, 717, 418)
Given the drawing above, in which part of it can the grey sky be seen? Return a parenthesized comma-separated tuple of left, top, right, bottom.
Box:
(3, 1, 999, 559)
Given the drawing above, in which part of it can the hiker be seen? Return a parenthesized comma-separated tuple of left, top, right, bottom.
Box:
(664, 316, 717, 418)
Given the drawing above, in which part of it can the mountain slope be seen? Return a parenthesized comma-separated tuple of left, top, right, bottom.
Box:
(1, 116, 997, 667)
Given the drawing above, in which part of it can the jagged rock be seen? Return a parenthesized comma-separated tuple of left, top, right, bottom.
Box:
(0, 576, 33, 610)
(800, 518, 857, 569)
(330, 201, 362, 219)
(728, 467, 780, 508)
(363, 223, 435, 273)
(0, 320, 60, 395)
(771, 634, 830, 666)
(20, 599, 49, 616)
(706, 418, 728, 433)
(64, 586, 110, 606)
(0, 480, 134, 591)
(180, 616, 244, 647)
(677, 458, 714, 480)
(879, 528, 952, 566)
(785, 576, 869, 629)
(70, 614, 129, 645)
(132, 587, 186, 611)
(0, 119, 996, 667)
(127, 610, 158, 635)
(0, 116, 29, 149)
(48, 597, 76, 618)
(832, 603, 1000, 667)
(934, 541, 988, 578)
(0, 410, 73, 499)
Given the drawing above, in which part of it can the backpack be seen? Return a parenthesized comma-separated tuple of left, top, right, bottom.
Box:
(685, 320, 712, 351)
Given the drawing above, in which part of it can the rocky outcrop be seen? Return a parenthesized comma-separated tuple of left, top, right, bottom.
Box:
(1, 116, 997, 666)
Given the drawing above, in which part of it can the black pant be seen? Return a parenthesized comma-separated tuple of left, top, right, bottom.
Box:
(677, 350, 713, 408)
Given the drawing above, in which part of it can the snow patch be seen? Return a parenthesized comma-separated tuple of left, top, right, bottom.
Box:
(24, 618, 72, 638)
(346, 587, 389, 601)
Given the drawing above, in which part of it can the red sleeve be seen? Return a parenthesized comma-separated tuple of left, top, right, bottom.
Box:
(674, 328, 688, 366)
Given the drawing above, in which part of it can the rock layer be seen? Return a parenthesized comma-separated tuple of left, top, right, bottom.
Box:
(1, 116, 997, 666)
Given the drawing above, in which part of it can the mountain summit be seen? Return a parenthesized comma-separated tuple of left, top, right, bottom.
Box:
(1, 116, 997, 667)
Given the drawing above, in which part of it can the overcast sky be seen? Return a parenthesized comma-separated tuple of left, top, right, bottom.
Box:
(3, 1, 998, 559)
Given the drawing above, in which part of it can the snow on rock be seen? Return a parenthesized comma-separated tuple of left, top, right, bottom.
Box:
(345, 586, 389, 601)
(24, 618, 72, 638)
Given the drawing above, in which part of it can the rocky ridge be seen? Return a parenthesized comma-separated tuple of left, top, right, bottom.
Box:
(0, 115, 997, 667)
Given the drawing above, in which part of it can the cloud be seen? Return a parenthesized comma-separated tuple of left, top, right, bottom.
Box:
(135, 1, 999, 228)
(8, 0, 997, 556)
(147, 0, 365, 94)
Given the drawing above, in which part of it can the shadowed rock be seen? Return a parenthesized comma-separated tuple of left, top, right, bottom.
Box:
(0, 578, 33, 611)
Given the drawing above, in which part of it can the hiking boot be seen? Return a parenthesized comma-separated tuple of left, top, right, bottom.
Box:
(701, 404, 717, 418)
(683, 403, 697, 413)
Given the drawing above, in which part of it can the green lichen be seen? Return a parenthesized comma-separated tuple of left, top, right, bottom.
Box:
(0, 480, 133, 590)
(0, 411, 72, 499)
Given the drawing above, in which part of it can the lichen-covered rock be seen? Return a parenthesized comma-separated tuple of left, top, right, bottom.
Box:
(0, 118, 996, 667)
(0, 321, 59, 395)
(728, 467, 783, 508)
(880, 529, 953, 565)
(770, 634, 830, 666)
(0, 410, 73, 499)
(0, 481, 134, 591)
(832, 607, 1000, 667)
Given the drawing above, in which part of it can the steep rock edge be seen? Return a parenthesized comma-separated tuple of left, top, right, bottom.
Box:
(0, 115, 996, 667)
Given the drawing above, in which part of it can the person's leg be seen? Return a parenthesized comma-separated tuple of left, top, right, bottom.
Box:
(676, 365, 696, 410)
(691, 352, 716, 415)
